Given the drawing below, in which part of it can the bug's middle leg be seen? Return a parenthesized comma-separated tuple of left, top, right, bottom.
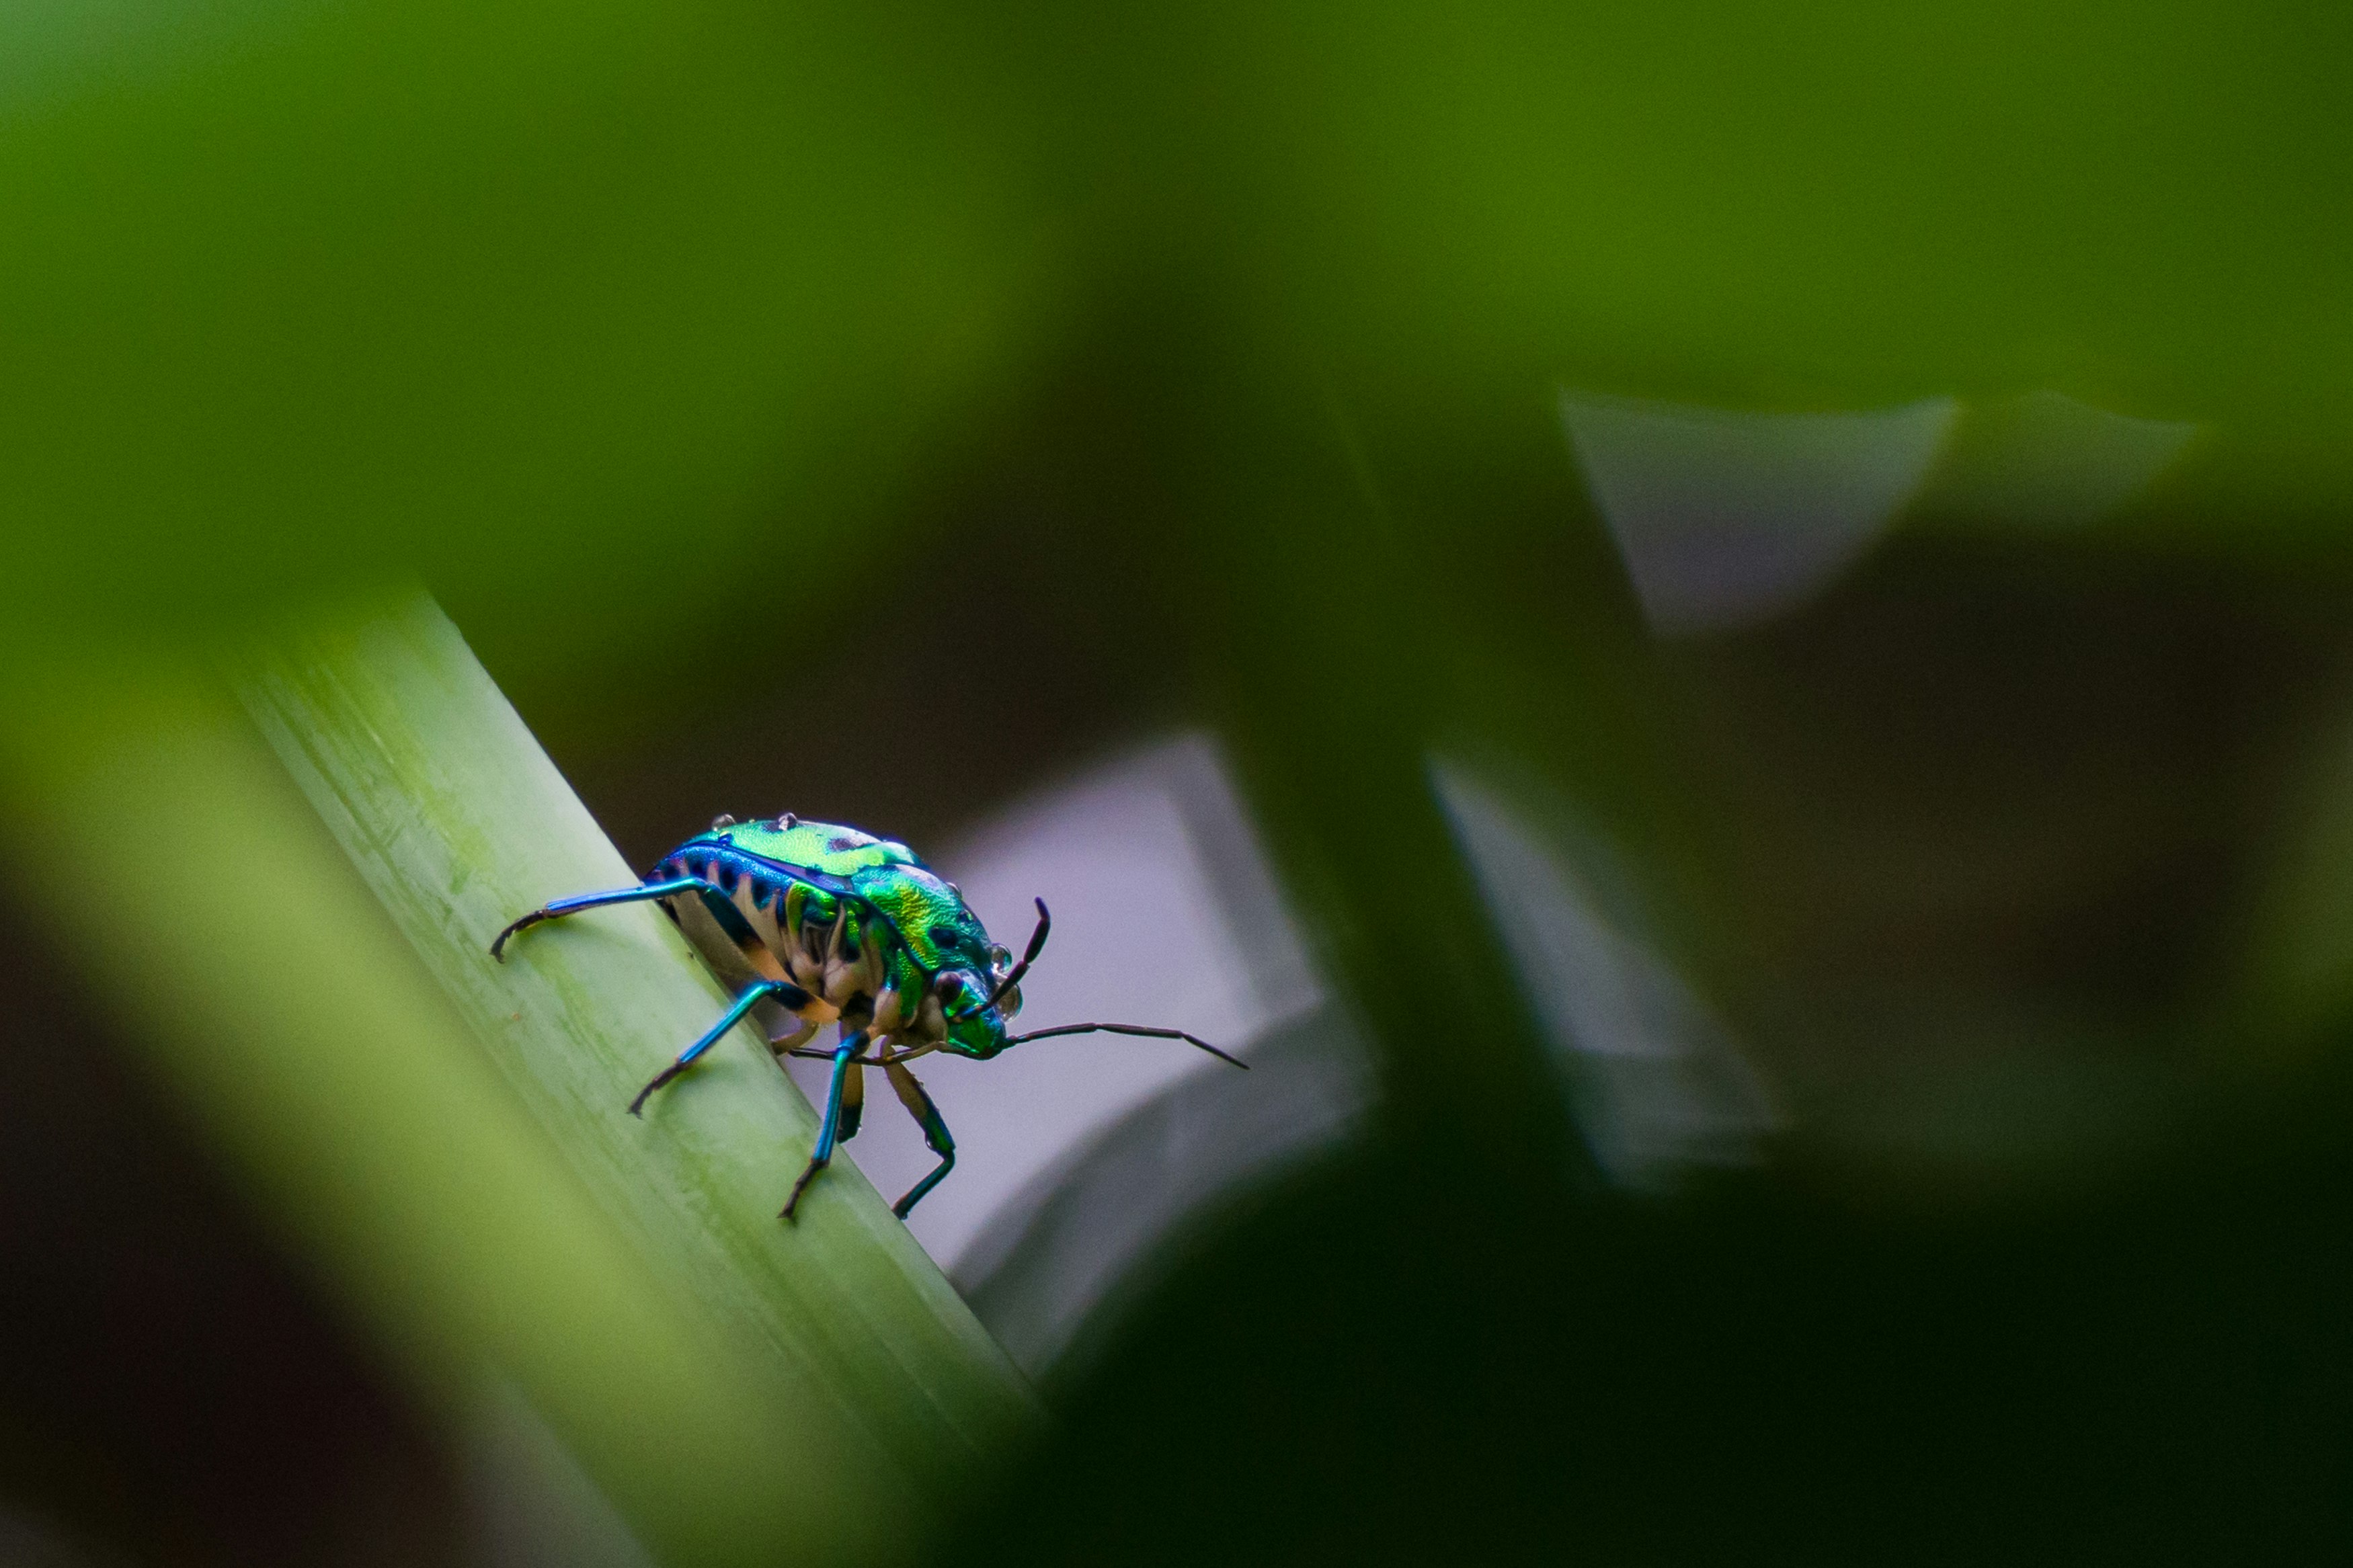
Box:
(491, 875, 717, 960)
(629, 978, 810, 1116)
(781, 1034, 867, 1221)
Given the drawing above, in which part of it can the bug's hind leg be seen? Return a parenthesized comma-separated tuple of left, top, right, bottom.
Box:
(629, 979, 808, 1116)
(781, 1036, 866, 1221)
(491, 875, 718, 960)
(883, 1061, 956, 1220)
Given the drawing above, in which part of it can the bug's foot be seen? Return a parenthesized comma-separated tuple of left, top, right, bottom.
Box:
(627, 1062, 688, 1117)
(488, 910, 547, 962)
(779, 1166, 824, 1222)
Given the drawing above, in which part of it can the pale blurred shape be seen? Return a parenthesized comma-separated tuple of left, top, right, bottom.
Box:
(954, 1009, 1370, 1379)
(1433, 759, 1779, 1186)
(1920, 389, 2197, 527)
(786, 733, 1324, 1276)
(1560, 389, 1958, 634)
(2237, 690, 2353, 1041)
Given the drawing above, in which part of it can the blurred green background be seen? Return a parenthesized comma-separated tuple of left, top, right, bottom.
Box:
(7, 0, 2353, 1561)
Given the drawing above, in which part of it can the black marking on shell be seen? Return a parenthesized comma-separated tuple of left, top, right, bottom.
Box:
(696, 886, 762, 950)
(659, 839, 955, 1002)
(828, 835, 857, 852)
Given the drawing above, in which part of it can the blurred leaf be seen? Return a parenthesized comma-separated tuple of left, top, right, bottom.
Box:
(0, 587, 1038, 1565)
(0, 0, 1052, 649)
(0, 657, 841, 1567)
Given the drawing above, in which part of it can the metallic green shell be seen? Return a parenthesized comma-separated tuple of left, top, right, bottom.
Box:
(651, 814, 1014, 1057)
(716, 816, 921, 880)
(674, 815, 992, 979)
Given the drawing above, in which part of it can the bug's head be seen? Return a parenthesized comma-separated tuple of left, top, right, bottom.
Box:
(931, 943, 1023, 1059)
(939, 992, 1010, 1059)
(922, 896, 1242, 1071)
(926, 901, 1051, 1059)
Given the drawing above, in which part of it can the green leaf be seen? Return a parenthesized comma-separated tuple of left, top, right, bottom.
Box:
(237, 591, 1038, 1511)
(0, 590, 1033, 1566)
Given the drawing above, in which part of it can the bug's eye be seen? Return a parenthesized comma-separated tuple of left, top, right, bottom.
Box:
(927, 923, 963, 956)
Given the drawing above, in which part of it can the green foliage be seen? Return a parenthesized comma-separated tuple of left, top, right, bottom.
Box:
(0, 595, 1032, 1566)
(5, 1, 2352, 690)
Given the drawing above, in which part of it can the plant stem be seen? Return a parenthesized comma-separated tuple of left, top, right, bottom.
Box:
(237, 591, 1038, 1526)
(0, 661, 865, 1566)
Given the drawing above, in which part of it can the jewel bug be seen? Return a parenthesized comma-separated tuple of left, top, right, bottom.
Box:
(491, 813, 1242, 1221)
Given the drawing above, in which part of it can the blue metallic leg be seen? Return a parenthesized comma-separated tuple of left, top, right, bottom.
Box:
(884, 1061, 956, 1220)
(628, 979, 804, 1116)
(490, 876, 718, 960)
(781, 1036, 866, 1221)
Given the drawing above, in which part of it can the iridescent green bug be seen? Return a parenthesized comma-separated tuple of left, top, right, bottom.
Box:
(491, 813, 1242, 1221)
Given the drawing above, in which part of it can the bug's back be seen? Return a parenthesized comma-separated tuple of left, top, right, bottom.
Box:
(648, 815, 999, 1044)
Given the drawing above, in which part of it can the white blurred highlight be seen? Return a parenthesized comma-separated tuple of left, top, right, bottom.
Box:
(953, 1009, 1370, 1378)
(1433, 759, 1779, 1187)
(1561, 389, 1957, 636)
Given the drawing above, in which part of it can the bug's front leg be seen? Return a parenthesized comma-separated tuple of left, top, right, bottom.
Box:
(781, 1034, 867, 1221)
(883, 1060, 956, 1220)
(629, 978, 811, 1116)
(491, 875, 721, 960)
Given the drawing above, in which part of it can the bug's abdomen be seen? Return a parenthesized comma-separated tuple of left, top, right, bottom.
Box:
(652, 844, 912, 1034)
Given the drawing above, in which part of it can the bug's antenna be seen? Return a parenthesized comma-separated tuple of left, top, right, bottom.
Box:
(950, 897, 1051, 1020)
(1005, 1020, 1248, 1069)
